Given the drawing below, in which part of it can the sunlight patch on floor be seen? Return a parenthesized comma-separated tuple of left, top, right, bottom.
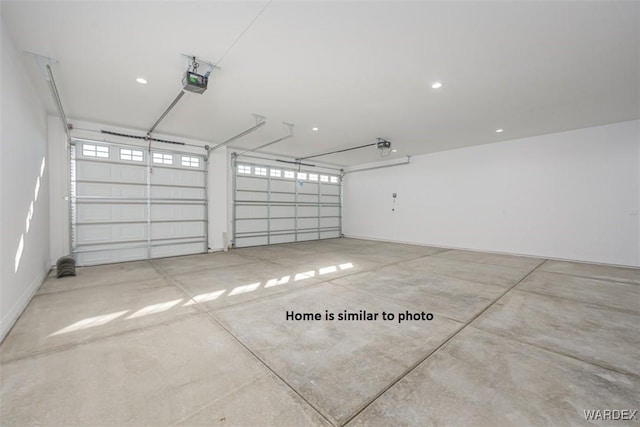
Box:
(229, 282, 261, 296)
(126, 299, 182, 319)
(184, 290, 226, 306)
(319, 266, 337, 275)
(46, 260, 356, 337)
(295, 271, 315, 281)
(265, 276, 290, 288)
(49, 310, 129, 336)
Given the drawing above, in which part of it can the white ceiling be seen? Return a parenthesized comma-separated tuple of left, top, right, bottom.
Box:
(2, 1, 639, 166)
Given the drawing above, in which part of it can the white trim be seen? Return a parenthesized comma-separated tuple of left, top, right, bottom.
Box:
(342, 235, 640, 269)
(0, 264, 50, 342)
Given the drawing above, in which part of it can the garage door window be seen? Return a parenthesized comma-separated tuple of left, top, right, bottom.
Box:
(153, 153, 173, 164)
(181, 156, 200, 168)
(83, 144, 109, 158)
(120, 148, 143, 162)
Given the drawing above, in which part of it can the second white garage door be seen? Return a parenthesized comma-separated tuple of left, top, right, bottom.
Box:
(233, 160, 341, 248)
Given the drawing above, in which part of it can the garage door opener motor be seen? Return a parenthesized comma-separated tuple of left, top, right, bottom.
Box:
(182, 55, 213, 94)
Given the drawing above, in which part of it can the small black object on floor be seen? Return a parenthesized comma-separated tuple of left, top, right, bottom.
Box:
(56, 256, 76, 278)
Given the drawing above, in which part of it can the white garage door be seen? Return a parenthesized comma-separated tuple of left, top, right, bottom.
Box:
(71, 139, 207, 266)
(233, 160, 341, 248)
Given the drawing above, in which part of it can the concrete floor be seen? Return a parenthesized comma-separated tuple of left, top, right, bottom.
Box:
(1, 238, 638, 426)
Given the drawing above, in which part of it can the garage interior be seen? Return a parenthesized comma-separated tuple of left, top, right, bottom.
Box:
(1, 1, 639, 426)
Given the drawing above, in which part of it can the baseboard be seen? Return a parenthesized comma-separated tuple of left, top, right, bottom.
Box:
(0, 264, 50, 342)
(342, 234, 640, 269)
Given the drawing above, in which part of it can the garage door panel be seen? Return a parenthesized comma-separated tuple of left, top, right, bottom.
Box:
(321, 184, 340, 195)
(270, 205, 295, 217)
(321, 230, 340, 239)
(235, 236, 268, 248)
(76, 161, 146, 184)
(151, 205, 204, 221)
(76, 247, 148, 266)
(300, 183, 319, 193)
(270, 193, 295, 202)
(320, 217, 340, 228)
(151, 222, 205, 239)
(321, 206, 340, 217)
(320, 195, 340, 204)
(298, 218, 319, 229)
(271, 180, 295, 192)
(298, 194, 318, 203)
(151, 242, 205, 259)
(236, 219, 268, 233)
(271, 218, 295, 231)
(297, 231, 319, 241)
(298, 206, 319, 217)
(76, 223, 147, 245)
(236, 191, 268, 202)
(119, 166, 147, 183)
(236, 176, 268, 191)
(151, 167, 204, 187)
(151, 186, 204, 200)
(236, 205, 268, 219)
(76, 182, 146, 199)
(269, 233, 296, 244)
(76, 203, 146, 223)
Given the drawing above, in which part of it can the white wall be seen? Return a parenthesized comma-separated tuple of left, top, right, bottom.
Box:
(1, 19, 51, 340)
(344, 120, 640, 267)
(48, 118, 230, 263)
(208, 145, 229, 251)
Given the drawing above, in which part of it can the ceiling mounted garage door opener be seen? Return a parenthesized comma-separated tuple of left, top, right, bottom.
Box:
(147, 54, 219, 136)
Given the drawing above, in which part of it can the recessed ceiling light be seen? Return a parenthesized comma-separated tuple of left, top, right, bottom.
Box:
(496, 128, 504, 133)
(431, 82, 442, 89)
(136, 77, 148, 84)
(392, 149, 397, 153)
(312, 127, 319, 131)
